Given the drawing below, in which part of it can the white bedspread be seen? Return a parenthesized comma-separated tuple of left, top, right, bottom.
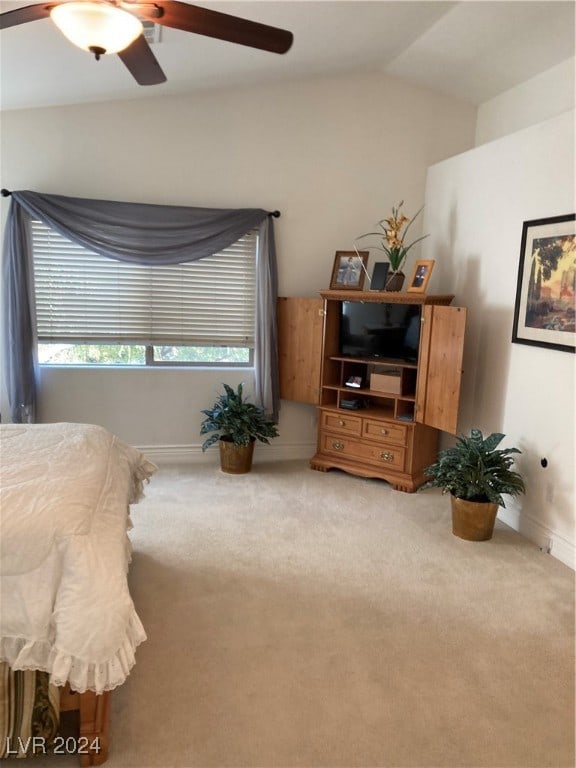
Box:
(0, 423, 156, 694)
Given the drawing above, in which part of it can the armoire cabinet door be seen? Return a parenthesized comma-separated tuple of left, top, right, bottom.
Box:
(277, 297, 324, 404)
(415, 305, 467, 435)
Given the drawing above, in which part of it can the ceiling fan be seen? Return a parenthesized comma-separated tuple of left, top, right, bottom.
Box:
(0, 0, 294, 85)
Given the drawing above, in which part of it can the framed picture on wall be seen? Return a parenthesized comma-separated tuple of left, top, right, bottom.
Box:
(330, 251, 369, 290)
(407, 259, 435, 293)
(512, 213, 575, 353)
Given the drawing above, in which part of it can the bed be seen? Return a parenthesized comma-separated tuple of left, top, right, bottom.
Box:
(0, 422, 156, 764)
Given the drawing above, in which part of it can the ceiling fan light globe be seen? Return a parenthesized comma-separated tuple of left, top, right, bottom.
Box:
(50, 2, 143, 55)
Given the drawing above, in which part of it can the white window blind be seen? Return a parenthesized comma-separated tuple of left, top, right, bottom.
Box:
(31, 220, 257, 347)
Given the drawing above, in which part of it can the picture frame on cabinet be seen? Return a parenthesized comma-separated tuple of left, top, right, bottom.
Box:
(512, 213, 575, 354)
(407, 259, 435, 293)
(330, 251, 369, 290)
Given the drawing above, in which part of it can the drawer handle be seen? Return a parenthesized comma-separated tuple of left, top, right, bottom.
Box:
(381, 428, 388, 435)
(380, 451, 394, 462)
(332, 441, 344, 451)
(338, 419, 346, 427)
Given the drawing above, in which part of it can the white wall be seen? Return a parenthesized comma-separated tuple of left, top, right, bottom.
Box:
(423, 110, 575, 567)
(476, 57, 575, 145)
(0, 71, 477, 456)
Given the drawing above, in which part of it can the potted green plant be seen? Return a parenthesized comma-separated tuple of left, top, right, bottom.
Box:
(422, 428, 525, 541)
(356, 200, 429, 291)
(200, 383, 279, 474)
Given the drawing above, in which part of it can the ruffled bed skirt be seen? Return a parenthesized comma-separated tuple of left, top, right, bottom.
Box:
(0, 610, 147, 694)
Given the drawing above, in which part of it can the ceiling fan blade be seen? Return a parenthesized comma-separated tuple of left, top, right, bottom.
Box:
(118, 35, 167, 85)
(134, 1, 293, 54)
(0, 3, 51, 29)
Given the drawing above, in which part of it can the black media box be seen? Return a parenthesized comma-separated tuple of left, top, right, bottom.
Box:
(340, 399, 362, 410)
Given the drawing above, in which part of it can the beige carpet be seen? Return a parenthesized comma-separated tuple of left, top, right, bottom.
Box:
(8, 460, 575, 767)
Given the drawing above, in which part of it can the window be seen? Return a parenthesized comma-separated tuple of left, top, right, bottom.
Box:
(31, 220, 257, 366)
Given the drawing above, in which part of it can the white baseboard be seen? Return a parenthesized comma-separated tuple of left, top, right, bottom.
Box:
(498, 506, 575, 570)
(137, 442, 316, 466)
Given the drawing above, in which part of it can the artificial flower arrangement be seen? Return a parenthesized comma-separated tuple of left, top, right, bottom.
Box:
(356, 201, 429, 276)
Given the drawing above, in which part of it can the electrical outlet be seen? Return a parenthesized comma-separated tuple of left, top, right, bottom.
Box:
(539, 538, 553, 554)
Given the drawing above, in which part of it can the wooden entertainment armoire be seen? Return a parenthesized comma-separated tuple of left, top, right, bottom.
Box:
(278, 290, 466, 492)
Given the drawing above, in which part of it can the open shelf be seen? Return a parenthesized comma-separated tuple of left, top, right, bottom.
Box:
(330, 355, 418, 369)
(350, 404, 396, 420)
(321, 354, 418, 421)
(328, 384, 417, 402)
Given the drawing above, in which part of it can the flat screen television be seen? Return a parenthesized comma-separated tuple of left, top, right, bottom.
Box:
(339, 301, 421, 362)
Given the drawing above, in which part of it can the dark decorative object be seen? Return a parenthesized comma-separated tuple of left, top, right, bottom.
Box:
(422, 429, 525, 541)
(384, 271, 405, 292)
(512, 213, 575, 353)
(369, 262, 390, 290)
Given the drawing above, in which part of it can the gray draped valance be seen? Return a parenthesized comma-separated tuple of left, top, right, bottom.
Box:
(2, 190, 279, 423)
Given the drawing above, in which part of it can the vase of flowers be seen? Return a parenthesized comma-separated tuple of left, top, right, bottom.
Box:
(356, 201, 429, 291)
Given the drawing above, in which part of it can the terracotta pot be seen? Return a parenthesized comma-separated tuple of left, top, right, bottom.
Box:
(450, 495, 499, 541)
(385, 271, 405, 292)
(219, 437, 255, 474)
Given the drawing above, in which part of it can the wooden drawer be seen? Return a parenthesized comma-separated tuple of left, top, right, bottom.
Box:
(321, 411, 362, 436)
(320, 432, 406, 472)
(362, 419, 407, 446)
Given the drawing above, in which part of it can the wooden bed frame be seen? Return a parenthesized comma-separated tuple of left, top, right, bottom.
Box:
(60, 686, 111, 766)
